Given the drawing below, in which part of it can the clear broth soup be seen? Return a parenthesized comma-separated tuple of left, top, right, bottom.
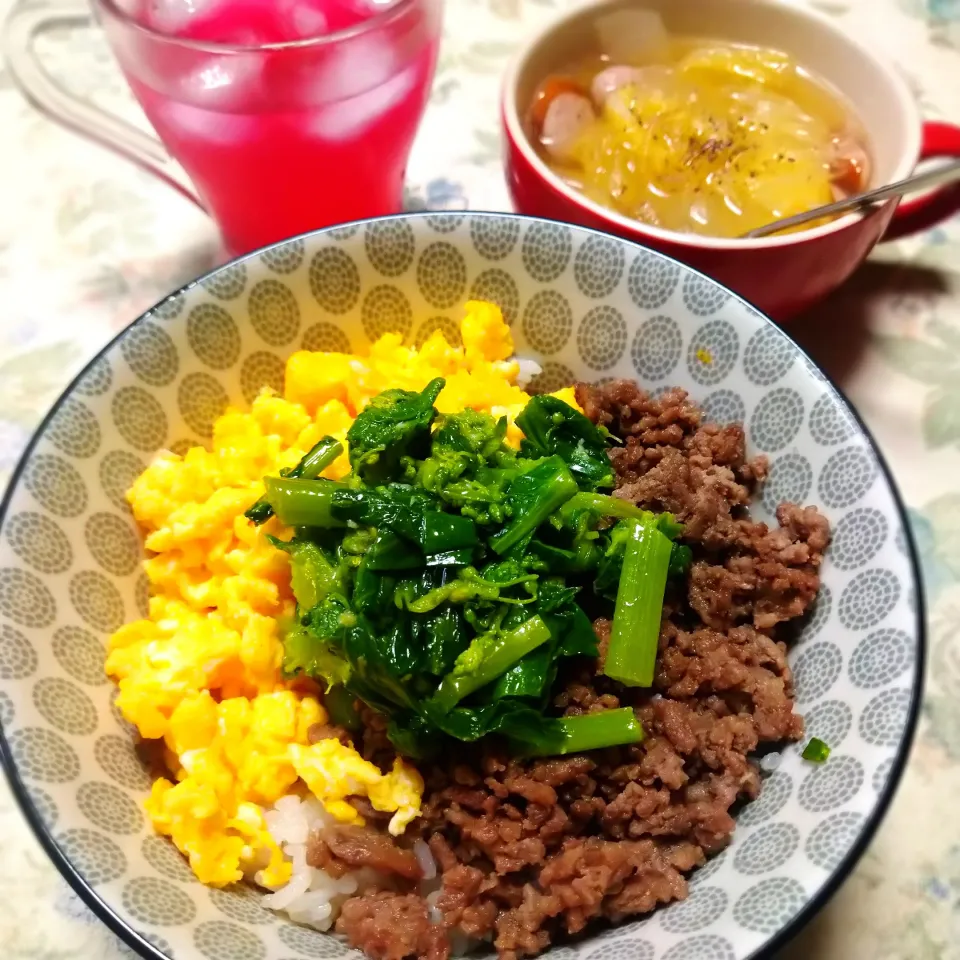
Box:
(527, 13, 872, 239)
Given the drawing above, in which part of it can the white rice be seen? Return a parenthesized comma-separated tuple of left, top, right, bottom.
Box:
(516, 358, 542, 389)
(413, 838, 437, 880)
(257, 794, 447, 937)
(425, 888, 443, 924)
(258, 794, 371, 931)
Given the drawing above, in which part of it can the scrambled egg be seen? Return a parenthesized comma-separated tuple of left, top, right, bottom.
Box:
(106, 301, 578, 889)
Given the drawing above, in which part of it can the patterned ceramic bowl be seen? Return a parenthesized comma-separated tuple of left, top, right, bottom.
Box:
(0, 213, 923, 960)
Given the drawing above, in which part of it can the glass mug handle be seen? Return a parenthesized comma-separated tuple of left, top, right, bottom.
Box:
(2, 0, 205, 211)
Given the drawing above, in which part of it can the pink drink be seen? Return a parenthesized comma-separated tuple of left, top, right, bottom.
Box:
(102, 0, 441, 253)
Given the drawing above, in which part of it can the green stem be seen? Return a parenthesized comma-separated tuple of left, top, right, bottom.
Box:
(264, 477, 346, 528)
(246, 437, 343, 525)
(526, 708, 645, 756)
(299, 437, 345, 479)
(491, 457, 578, 555)
(603, 517, 672, 688)
(420, 511, 479, 555)
(566, 495, 684, 540)
(567, 492, 648, 520)
(431, 615, 551, 713)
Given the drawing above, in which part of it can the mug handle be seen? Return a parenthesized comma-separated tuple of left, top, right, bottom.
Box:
(2, 0, 205, 211)
(881, 120, 960, 242)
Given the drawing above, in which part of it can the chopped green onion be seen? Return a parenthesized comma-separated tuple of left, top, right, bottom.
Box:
(802, 737, 831, 763)
(603, 516, 672, 688)
(523, 708, 645, 756)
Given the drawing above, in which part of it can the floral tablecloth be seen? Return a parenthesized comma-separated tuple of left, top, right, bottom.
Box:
(1, 0, 960, 956)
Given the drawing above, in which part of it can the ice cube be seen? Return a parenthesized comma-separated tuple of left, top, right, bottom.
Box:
(307, 63, 419, 141)
(177, 50, 265, 112)
(305, 31, 400, 104)
(144, 0, 226, 36)
(594, 10, 669, 65)
(276, 0, 329, 40)
(145, 0, 283, 43)
(317, 0, 393, 32)
(156, 53, 265, 145)
(156, 97, 261, 145)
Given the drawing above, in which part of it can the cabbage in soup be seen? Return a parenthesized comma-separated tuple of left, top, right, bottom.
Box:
(527, 12, 871, 238)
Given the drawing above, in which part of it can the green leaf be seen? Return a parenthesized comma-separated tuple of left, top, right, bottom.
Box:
(517, 394, 613, 490)
(282, 624, 351, 689)
(346, 378, 444, 484)
(875, 335, 958, 384)
(922, 384, 960, 448)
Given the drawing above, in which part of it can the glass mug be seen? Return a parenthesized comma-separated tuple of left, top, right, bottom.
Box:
(4, 0, 443, 254)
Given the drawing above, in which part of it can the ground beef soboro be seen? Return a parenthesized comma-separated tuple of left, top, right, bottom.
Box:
(338, 378, 829, 960)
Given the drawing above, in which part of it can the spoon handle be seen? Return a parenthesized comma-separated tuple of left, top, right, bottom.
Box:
(742, 158, 960, 239)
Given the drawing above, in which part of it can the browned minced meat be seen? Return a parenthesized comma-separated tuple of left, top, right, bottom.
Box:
(307, 722, 353, 746)
(350, 795, 398, 823)
(307, 824, 423, 881)
(578, 381, 827, 632)
(335, 379, 829, 960)
(336, 892, 450, 960)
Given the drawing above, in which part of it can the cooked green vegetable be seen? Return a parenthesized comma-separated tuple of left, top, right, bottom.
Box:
(490, 456, 579, 555)
(517, 395, 613, 490)
(603, 515, 674, 688)
(802, 737, 831, 763)
(282, 623, 351, 689)
(668, 543, 693, 578)
(264, 477, 344, 528)
(431, 615, 552, 713)
(256, 388, 689, 758)
(566, 494, 685, 537)
(347, 378, 444, 484)
(594, 514, 686, 601)
(246, 436, 343, 525)
(525, 708, 645, 756)
(566, 491, 648, 520)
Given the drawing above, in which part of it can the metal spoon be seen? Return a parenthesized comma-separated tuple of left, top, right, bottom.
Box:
(741, 158, 960, 239)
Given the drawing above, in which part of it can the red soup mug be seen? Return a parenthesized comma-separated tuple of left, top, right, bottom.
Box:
(501, 0, 960, 320)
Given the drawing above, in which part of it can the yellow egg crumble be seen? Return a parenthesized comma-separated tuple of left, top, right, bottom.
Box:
(106, 301, 578, 889)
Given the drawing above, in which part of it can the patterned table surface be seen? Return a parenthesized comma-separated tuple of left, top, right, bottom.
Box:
(2, 0, 960, 957)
